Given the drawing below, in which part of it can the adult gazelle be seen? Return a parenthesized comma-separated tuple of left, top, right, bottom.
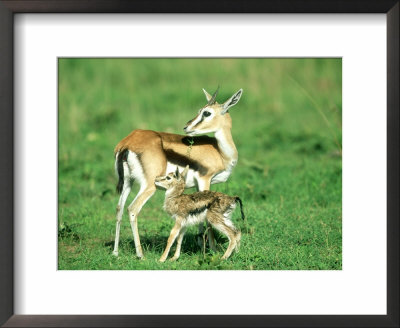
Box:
(113, 87, 243, 258)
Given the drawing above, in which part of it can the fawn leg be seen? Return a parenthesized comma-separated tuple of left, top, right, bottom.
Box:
(160, 220, 182, 262)
(210, 216, 238, 260)
(220, 227, 237, 260)
(235, 231, 241, 252)
(171, 227, 187, 261)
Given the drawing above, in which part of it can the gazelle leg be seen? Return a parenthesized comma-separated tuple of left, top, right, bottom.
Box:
(197, 223, 205, 246)
(127, 185, 156, 259)
(197, 222, 217, 252)
(170, 227, 186, 261)
(217, 224, 237, 260)
(113, 175, 132, 256)
(221, 235, 237, 259)
(196, 177, 217, 251)
(160, 221, 182, 262)
(206, 223, 217, 252)
(208, 214, 238, 260)
(235, 231, 241, 252)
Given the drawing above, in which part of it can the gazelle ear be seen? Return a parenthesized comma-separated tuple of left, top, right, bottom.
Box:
(174, 166, 180, 179)
(203, 88, 212, 102)
(221, 89, 243, 114)
(181, 165, 189, 179)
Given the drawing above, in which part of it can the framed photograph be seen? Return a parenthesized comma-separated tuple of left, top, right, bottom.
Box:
(0, 1, 398, 327)
(57, 57, 343, 270)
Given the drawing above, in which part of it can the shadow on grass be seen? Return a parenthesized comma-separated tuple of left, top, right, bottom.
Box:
(104, 231, 228, 255)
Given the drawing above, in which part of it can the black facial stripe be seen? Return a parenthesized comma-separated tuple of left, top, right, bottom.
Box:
(193, 116, 204, 128)
(193, 110, 212, 128)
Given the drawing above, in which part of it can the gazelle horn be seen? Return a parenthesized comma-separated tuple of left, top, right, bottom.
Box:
(207, 85, 220, 105)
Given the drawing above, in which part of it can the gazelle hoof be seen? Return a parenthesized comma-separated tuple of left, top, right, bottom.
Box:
(159, 257, 166, 263)
(112, 250, 119, 257)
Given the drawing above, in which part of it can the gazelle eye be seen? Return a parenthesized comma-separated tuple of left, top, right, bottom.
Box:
(203, 111, 211, 117)
(166, 176, 171, 180)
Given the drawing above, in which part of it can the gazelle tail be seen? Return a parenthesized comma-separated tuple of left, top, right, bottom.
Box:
(116, 149, 129, 194)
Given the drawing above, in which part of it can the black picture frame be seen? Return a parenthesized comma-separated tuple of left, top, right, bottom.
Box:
(0, 1, 398, 327)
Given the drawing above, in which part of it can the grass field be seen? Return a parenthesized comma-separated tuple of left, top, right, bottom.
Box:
(58, 58, 342, 270)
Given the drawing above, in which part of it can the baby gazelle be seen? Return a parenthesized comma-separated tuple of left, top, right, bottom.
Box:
(155, 165, 244, 262)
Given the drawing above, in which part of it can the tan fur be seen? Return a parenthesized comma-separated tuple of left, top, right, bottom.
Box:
(115, 130, 168, 179)
(156, 166, 242, 262)
(114, 129, 231, 178)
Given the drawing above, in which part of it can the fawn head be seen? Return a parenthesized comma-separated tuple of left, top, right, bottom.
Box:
(183, 87, 243, 136)
(155, 165, 189, 190)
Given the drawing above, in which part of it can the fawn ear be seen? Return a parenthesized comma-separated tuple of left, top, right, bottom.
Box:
(174, 166, 180, 179)
(181, 165, 189, 179)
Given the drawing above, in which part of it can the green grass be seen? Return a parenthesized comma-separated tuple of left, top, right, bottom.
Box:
(58, 58, 342, 270)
